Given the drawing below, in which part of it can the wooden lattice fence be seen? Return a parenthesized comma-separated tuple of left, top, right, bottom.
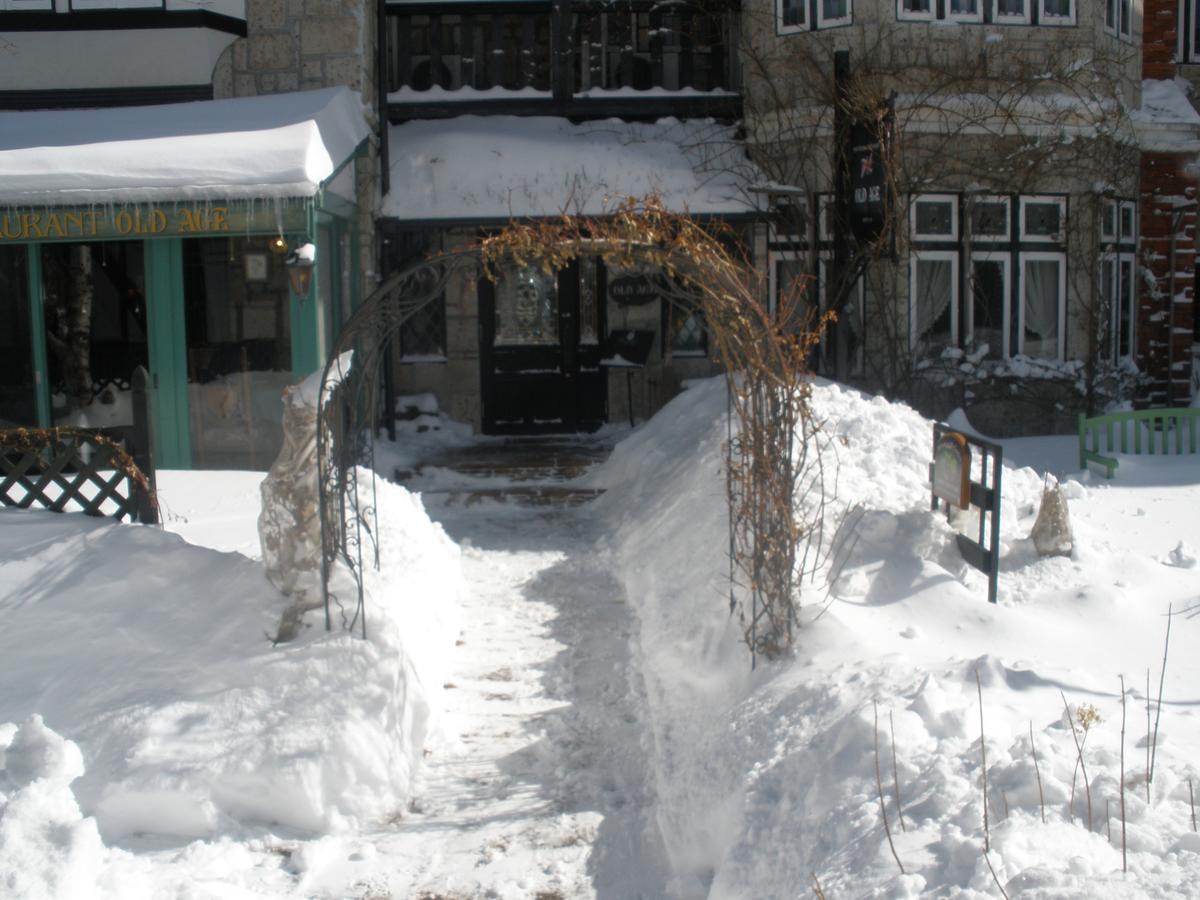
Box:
(1, 368, 157, 524)
(0, 427, 157, 524)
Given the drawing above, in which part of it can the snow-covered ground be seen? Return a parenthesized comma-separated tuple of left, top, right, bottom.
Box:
(1, 375, 1198, 897)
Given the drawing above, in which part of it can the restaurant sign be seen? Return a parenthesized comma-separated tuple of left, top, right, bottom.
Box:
(0, 201, 309, 244)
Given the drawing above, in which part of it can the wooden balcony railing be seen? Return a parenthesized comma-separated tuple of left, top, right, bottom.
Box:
(384, 1, 738, 99)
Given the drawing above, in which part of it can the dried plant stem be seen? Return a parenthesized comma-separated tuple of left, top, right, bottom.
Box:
(874, 700, 905, 874)
(1119, 674, 1127, 873)
(1106, 799, 1111, 842)
(1145, 668, 1152, 804)
(889, 709, 906, 832)
(1149, 604, 1173, 797)
(1061, 692, 1094, 832)
(811, 872, 828, 900)
(984, 846, 1011, 900)
(1190, 779, 1196, 832)
(1029, 722, 1046, 824)
(976, 670, 991, 853)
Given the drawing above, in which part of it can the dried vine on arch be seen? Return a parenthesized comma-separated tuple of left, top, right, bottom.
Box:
(480, 195, 834, 660)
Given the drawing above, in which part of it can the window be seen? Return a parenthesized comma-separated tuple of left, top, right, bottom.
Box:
(779, 0, 807, 31)
(1019, 195, 1067, 243)
(948, 0, 983, 20)
(668, 306, 708, 357)
(1100, 198, 1137, 363)
(769, 251, 810, 319)
(818, 255, 866, 374)
(70, 0, 162, 8)
(911, 195, 959, 241)
(494, 265, 558, 346)
(1106, 0, 1131, 40)
(777, 0, 851, 31)
(968, 195, 1011, 242)
(993, 0, 1030, 22)
(1019, 253, 1066, 359)
(910, 251, 959, 354)
(0, 0, 52, 8)
(968, 253, 1010, 359)
(1039, 0, 1073, 24)
(898, 0, 934, 20)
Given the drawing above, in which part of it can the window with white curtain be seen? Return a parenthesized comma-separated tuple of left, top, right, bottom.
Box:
(910, 251, 959, 354)
(1019, 254, 1066, 359)
(777, 0, 851, 31)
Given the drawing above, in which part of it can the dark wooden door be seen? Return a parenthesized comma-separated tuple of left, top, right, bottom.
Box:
(479, 258, 606, 434)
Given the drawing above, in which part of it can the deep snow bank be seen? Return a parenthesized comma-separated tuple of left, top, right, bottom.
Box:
(0, 474, 462, 849)
(594, 376, 1200, 898)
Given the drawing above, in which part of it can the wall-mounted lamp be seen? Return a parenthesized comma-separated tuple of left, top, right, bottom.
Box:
(285, 242, 316, 300)
(268, 235, 289, 255)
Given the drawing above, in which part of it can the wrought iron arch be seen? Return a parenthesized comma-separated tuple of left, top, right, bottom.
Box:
(316, 236, 709, 639)
(316, 249, 481, 638)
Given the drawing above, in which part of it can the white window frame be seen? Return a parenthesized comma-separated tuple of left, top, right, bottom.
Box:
(1101, 199, 1118, 242)
(945, 0, 984, 23)
(769, 196, 811, 246)
(910, 194, 960, 241)
(816, 0, 853, 29)
(1118, 200, 1137, 242)
(1019, 195, 1067, 243)
(992, 0, 1031, 25)
(1017, 251, 1067, 360)
(1101, 251, 1137, 362)
(818, 194, 836, 242)
(896, 0, 935, 22)
(818, 253, 866, 374)
(909, 249, 960, 353)
(967, 251, 1011, 359)
(966, 194, 1011, 244)
(1038, 0, 1075, 25)
(1105, 0, 1132, 40)
(70, 0, 162, 7)
(776, 0, 808, 33)
(2, 0, 53, 8)
(769, 250, 809, 317)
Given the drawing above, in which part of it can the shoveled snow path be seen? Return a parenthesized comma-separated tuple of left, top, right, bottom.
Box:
(347, 498, 669, 899)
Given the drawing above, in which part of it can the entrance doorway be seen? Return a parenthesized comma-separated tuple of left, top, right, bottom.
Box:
(478, 258, 607, 433)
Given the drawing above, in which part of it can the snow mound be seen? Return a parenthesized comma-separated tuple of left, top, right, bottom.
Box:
(0, 474, 462, 845)
(594, 375, 1200, 897)
(0, 716, 104, 900)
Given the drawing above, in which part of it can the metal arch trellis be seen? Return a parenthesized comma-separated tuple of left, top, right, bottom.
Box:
(314, 240, 710, 641)
(316, 249, 482, 639)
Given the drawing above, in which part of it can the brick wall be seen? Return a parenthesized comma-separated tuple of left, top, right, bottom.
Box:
(1143, 0, 1177, 80)
(1138, 154, 1196, 407)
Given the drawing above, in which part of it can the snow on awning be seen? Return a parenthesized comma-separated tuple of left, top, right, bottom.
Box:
(383, 116, 763, 221)
(0, 87, 370, 207)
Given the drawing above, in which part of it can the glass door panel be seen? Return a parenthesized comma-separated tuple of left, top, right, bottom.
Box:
(184, 237, 292, 470)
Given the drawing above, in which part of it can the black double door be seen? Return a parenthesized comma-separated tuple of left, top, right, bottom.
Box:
(479, 258, 606, 434)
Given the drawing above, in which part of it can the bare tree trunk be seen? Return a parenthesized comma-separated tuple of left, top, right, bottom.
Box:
(63, 244, 95, 412)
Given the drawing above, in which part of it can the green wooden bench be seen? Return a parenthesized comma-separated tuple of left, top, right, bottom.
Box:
(1078, 408, 1200, 478)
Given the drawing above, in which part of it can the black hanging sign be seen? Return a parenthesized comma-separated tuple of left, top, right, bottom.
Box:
(608, 274, 660, 307)
(849, 117, 889, 244)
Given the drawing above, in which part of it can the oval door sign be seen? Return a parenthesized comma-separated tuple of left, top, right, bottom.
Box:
(932, 431, 971, 509)
(608, 274, 660, 307)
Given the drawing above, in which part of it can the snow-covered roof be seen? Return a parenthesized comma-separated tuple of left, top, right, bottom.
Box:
(0, 87, 370, 207)
(383, 116, 762, 221)
(1131, 78, 1200, 153)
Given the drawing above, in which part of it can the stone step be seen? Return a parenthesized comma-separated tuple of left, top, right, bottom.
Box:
(421, 486, 605, 508)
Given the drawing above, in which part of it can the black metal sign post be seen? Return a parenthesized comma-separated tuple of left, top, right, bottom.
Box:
(929, 423, 1002, 604)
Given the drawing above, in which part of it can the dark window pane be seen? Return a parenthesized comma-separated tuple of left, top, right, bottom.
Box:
(915, 200, 954, 237)
(970, 201, 1008, 237)
(1024, 202, 1062, 238)
(781, 0, 805, 26)
(971, 259, 1006, 359)
(0, 247, 35, 426)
